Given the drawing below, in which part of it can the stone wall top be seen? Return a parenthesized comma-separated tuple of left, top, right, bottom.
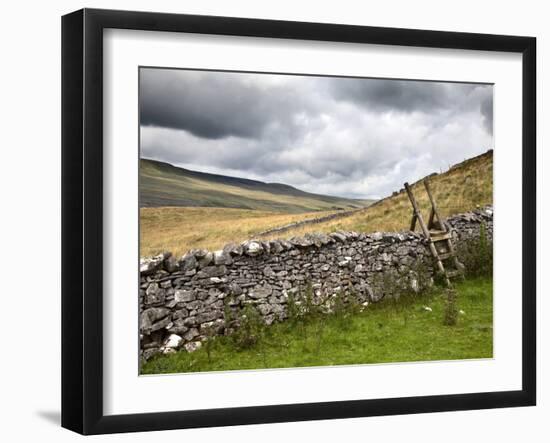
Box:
(140, 206, 493, 277)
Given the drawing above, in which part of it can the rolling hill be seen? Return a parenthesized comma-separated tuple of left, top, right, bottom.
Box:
(140, 158, 373, 212)
(261, 149, 494, 240)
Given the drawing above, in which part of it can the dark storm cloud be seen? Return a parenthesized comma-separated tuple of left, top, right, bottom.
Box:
(140, 69, 493, 199)
(329, 78, 480, 114)
(140, 69, 313, 140)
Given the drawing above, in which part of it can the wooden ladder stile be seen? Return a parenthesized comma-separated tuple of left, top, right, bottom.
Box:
(404, 180, 464, 287)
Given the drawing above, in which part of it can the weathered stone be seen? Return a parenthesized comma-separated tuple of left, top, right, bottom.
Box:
(140, 253, 168, 275)
(196, 265, 227, 279)
(229, 283, 243, 295)
(151, 316, 171, 333)
(330, 232, 347, 243)
(279, 239, 293, 250)
(197, 311, 219, 324)
(140, 307, 170, 333)
(249, 286, 272, 299)
(338, 257, 352, 267)
(186, 300, 201, 310)
(205, 288, 221, 305)
(179, 253, 198, 271)
(193, 249, 208, 259)
(213, 250, 233, 265)
(261, 241, 271, 254)
(163, 334, 183, 349)
(243, 240, 263, 256)
(146, 282, 159, 296)
(224, 243, 243, 256)
(183, 316, 198, 327)
(165, 299, 178, 309)
(184, 341, 202, 353)
(269, 240, 284, 253)
(183, 328, 199, 341)
(198, 252, 213, 268)
(257, 304, 272, 316)
(164, 255, 179, 273)
(380, 253, 391, 262)
(290, 236, 313, 248)
(174, 289, 195, 303)
(371, 232, 383, 241)
(271, 304, 285, 317)
(160, 280, 172, 289)
(201, 318, 225, 335)
(142, 348, 160, 361)
(144, 283, 165, 305)
(172, 308, 189, 320)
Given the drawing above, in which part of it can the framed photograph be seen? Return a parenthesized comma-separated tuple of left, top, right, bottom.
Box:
(61, 8, 536, 435)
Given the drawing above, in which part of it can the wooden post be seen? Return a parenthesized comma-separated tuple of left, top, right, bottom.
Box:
(427, 207, 435, 230)
(410, 214, 417, 231)
(424, 180, 445, 231)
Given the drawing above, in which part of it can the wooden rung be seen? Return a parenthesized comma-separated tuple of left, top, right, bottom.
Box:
(446, 270, 463, 278)
(430, 233, 452, 242)
(438, 252, 454, 260)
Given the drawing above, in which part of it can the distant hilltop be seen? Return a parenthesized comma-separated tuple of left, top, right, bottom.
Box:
(140, 158, 374, 213)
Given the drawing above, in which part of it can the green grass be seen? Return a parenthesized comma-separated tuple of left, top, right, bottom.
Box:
(141, 278, 493, 375)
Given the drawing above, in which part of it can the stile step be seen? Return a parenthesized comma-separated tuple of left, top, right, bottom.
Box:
(430, 231, 452, 242)
(446, 269, 463, 278)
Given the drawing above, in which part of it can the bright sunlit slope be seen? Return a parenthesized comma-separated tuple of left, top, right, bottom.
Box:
(265, 150, 493, 239)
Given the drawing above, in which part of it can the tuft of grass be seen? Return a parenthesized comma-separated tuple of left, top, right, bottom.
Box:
(141, 278, 493, 374)
(443, 288, 459, 326)
(457, 221, 493, 278)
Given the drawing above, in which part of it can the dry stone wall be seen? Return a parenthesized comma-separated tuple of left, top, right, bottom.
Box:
(140, 207, 493, 361)
(254, 207, 366, 237)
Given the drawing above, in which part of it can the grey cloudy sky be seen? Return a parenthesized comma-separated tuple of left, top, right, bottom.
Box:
(140, 68, 493, 199)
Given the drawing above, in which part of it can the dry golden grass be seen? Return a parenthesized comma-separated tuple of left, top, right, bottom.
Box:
(140, 151, 493, 257)
(140, 207, 337, 257)
(265, 151, 493, 240)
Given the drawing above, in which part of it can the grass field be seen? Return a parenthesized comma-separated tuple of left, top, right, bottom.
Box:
(140, 207, 339, 257)
(141, 277, 493, 374)
(140, 151, 493, 257)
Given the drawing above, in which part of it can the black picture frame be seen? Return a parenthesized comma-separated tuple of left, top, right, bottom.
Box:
(61, 8, 536, 435)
